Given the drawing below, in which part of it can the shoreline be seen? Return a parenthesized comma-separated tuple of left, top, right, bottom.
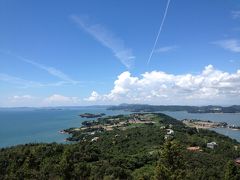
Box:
(1, 109, 240, 148)
(182, 119, 240, 131)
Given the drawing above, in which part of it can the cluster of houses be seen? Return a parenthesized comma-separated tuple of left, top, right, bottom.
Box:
(163, 124, 175, 140)
(128, 114, 156, 125)
(88, 114, 156, 143)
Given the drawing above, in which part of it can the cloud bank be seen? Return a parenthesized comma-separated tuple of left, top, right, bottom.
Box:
(5, 94, 80, 107)
(7, 95, 38, 107)
(43, 94, 80, 106)
(3, 65, 240, 107)
(85, 65, 240, 105)
(71, 15, 135, 69)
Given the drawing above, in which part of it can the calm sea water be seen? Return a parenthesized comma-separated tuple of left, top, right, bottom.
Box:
(0, 107, 129, 148)
(0, 108, 240, 148)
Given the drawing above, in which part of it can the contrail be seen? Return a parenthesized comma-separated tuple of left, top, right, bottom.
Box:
(147, 0, 171, 65)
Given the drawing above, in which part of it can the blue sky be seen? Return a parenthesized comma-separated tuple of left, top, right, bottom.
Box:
(1, 0, 240, 106)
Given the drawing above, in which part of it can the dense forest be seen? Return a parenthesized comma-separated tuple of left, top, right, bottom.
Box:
(1, 113, 240, 179)
(108, 104, 240, 113)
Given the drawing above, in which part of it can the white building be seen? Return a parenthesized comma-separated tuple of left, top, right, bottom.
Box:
(166, 129, 174, 135)
(207, 142, 217, 149)
(91, 137, 99, 142)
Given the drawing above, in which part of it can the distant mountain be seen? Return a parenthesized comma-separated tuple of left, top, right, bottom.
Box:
(108, 104, 240, 113)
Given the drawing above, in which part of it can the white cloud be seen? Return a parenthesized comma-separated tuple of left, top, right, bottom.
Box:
(7, 95, 39, 107)
(0, 50, 79, 85)
(43, 94, 80, 106)
(154, 45, 177, 53)
(232, 11, 240, 19)
(11, 95, 35, 100)
(9, 95, 36, 103)
(84, 91, 101, 102)
(0, 73, 43, 88)
(3, 94, 81, 107)
(71, 15, 135, 69)
(85, 65, 240, 105)
(18, 57, 79, 85)
(0, 73, 71, 88)
(213, 39, 240, 53)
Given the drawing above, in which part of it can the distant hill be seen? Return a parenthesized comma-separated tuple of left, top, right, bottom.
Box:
(108, 104, 240, 113)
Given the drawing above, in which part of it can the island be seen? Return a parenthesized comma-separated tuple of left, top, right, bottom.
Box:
(1, 113, 240, 179)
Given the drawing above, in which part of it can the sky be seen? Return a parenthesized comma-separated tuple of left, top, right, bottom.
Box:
(0, 0, 240, 107)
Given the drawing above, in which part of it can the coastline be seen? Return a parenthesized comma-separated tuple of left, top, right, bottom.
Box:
(1, 108, 240, 148)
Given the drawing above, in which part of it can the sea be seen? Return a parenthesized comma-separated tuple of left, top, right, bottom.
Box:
(0, 107, 240, 148)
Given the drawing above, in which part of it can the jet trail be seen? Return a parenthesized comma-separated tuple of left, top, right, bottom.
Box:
(147, 0, 171, 65)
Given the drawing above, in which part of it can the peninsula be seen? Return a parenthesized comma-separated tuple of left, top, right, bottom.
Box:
(182, 119, 228, 129)
(182, 119, 240, 130)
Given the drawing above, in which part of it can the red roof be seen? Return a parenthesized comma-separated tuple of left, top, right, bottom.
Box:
(187, 146, 201, 151)
(235, 158, 240, 165)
